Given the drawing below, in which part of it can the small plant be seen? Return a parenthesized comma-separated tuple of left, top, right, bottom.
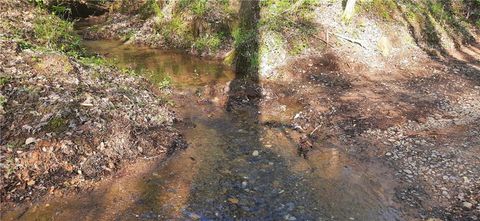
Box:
(50, 4, 72, 18)
(0, 94, 6, 108)
(46, 116, 68, 133)
(139, 0, 163, 19)
(178, 0, 209, 16)
(80, 55, 112, 67)
(358, 0, 397, 21)
(122, 31, 136, 42)
(0, 76, 10, 86)
(193, 34, 222, 53)
(121, 67, 139, 76)
(33, 14, 83, 56)
(158, 76, 172, 89)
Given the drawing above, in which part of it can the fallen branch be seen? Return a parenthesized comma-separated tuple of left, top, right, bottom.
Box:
(334, 33, 367, 49)
(310, 124, 323, 136)
(313, 35, 331, 47)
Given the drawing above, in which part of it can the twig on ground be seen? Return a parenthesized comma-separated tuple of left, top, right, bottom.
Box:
(334, 33, 368, 49)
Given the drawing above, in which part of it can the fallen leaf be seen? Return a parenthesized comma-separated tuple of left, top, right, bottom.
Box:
(228, 197, 239, 204)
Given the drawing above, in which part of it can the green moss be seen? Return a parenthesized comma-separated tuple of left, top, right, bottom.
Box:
(358, 0, 397, 21)
(223, 49, 235, 65)
(46, 116, 68, 133)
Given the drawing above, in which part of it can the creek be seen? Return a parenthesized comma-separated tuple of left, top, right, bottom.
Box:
(3, 39, 402, 221)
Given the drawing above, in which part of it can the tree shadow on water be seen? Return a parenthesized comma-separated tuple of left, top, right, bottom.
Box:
(181, 1, 323, 220)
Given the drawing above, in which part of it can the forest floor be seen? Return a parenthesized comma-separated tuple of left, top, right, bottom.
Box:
(0, 0, 185, 208)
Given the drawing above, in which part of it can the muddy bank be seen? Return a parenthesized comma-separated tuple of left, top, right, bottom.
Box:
(0, 1, 185, 205)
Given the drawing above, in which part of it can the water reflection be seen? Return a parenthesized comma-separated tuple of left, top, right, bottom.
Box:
(82, 40, 235, 88)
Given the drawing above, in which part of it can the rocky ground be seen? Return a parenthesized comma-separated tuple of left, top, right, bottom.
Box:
(0, 1, 185, 205)
(258, 52, 480, 220)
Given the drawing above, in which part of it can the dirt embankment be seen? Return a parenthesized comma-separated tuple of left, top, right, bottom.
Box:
(0, 1, 186, 204)
(80, 0, 236, 59)
(253, 1, 480, 219)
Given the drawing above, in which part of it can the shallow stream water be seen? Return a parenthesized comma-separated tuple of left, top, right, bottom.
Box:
(2, 40, 403, 221)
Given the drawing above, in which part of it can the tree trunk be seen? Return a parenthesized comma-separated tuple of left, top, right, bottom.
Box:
(342, 0, 357, 22)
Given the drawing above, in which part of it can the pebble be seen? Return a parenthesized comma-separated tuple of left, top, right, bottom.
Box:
(442, 190, 449, 197)
(242, 181, 248, 188)
(25, 137, 36, 145)
(462, 201, 473, 209)
(252, 150, 259, 156)
(284, 214, 297, 220)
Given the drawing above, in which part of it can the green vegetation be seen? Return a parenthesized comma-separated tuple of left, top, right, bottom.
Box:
(156, 16, 193, 49)
(139, 0, 163, 19)
(358, 0, 397, 21)
(261, 0, 317, 32)
(177, 0, 230, 16)
(122, 30, 136, 42)
(46, 116, 68, 133)
(260, 0, 318, 55)
(79, 55, 112, 67)
(178, 0, 209, 16)
(158, 76, 172, 89)
(233, 27, 259, 75)
(193, 34, 223, 53)
(33, 14, 83, 56)
(354, 0, 478, 56)
(0, 76, 10, 87)
(0, 94, 6, 108)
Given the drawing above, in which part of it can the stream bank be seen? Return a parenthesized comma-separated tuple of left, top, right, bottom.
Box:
(0, 0, 185, 210)
(1, 0, 480, 220)
(2, 36, 403, 220)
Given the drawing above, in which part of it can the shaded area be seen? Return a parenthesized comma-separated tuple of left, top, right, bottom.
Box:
(393, 1, 479, 65)
(45, 0, 109, 19)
